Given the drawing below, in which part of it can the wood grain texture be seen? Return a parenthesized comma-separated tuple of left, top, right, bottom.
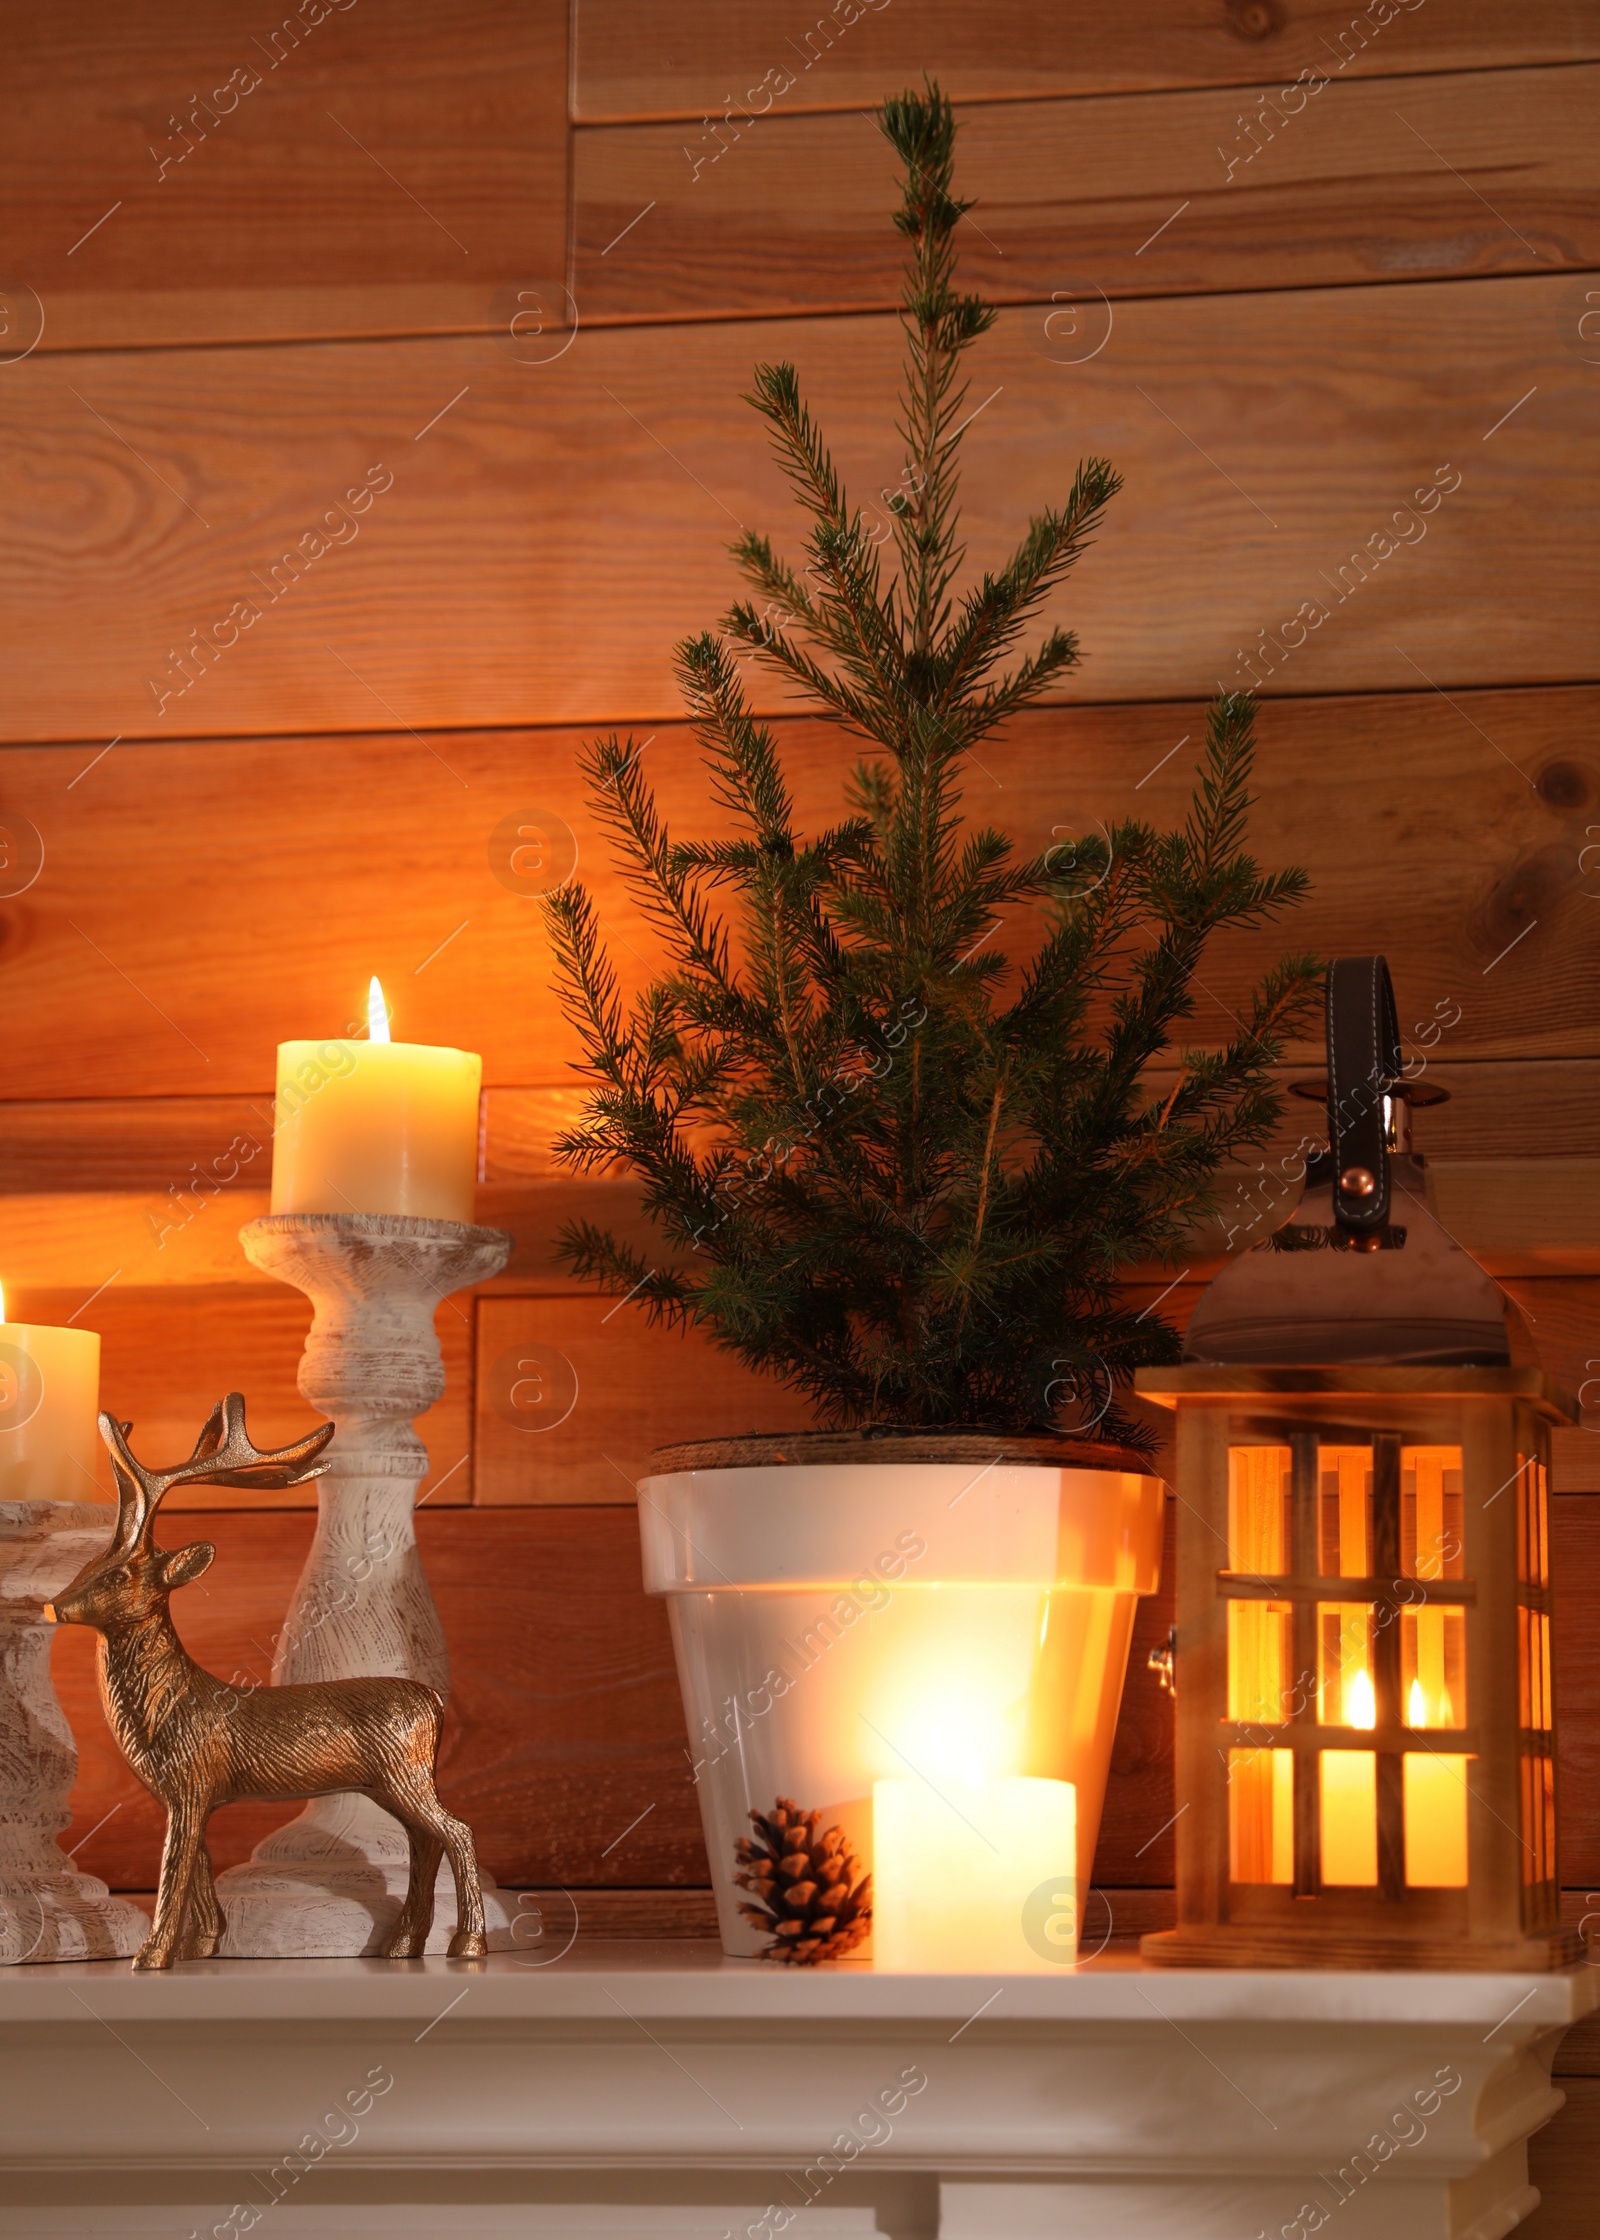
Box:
(575, 67, 1600, 321)
(0, 692, 1596, 1102)
(1121, 1276, 1600, 1492)
(0, 1063, 1593, 1212)
(54, 1491, 1600, 1905)
(2, 4, 1593, 2124)
(53, 1509, 322, 1890)
(473, 1276, 1600, 1506)
(9, 1155, 1586, 1299)
(2, 1060, 1591, 1189)
(1524, 2080, 1600, 2240)
(1554, 1495, 1600, 1889)
(4, 0, 568, 353)
(1552, 1927, 1600, 2073)
(1431, 1161, 1600, 1275)
(0, 278, 1594, 743)
(1502, 1278, 1600, 1495)
(472, 1293, 814, 1504)
(55, 1505, 707, 1894)
(482, 1063, 1600, 1183)
(0, 1226, 1582, 1533)
(1131, 1275, 1600, 1492)
(0, 1251, 1580, 1519)
(55, 1498, 1183, 1893)
(0, 1097, 274, 1192)
(5, 1282, 471, 1510)
(572, 0, 1600, 118)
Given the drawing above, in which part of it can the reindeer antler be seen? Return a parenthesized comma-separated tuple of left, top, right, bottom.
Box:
(168, 1393, 334, 1493)
(99, 1415, 157, 1552)
(97, 1396, 333, 1546)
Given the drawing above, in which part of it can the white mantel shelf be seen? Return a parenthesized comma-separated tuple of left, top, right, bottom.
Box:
(1, 1944, 1594, 2239)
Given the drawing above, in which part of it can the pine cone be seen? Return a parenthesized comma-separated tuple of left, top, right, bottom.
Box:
(733, 1796, 872, 1964)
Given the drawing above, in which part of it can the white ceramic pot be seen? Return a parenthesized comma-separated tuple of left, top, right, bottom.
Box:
(638, 1446, 1166, 1957)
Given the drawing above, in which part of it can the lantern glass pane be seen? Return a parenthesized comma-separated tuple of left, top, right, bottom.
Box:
(1318, 1445, 1372, 1577)
(1228, 1446, 1290, 1573)
(1401, 1446, 1464, 1580)
(1519, 1605, 1554, 1731)
(1401, 1606, 1466, 1730)
(1228, 1747, 1293, 1883)
(1228, 1599, 1293, 1724)
(1403, 1754, 1469, 1886)
(1317, 1603, 1376, 1728)
(1517, 1455, 1550, 1588)
(1320, 1753, 1378, 1884)
(1521, 1754, 1557, 1885)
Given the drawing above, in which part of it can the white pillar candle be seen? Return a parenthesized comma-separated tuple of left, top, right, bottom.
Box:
(873, 1775, 1076, 1971)
(0, 1282, 101, 1502)
(270, 979, 481, 1223)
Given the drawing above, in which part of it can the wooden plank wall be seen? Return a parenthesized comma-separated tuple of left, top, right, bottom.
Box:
(5, 6, 1600, 2206)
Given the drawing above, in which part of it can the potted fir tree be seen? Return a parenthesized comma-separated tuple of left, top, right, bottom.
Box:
(546, 86, 1319, 1961)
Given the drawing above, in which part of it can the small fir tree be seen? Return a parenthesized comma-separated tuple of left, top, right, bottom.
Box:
(544, 83, 1319, 1451)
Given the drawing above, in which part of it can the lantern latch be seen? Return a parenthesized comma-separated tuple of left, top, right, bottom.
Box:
(1327, 955, 1402, 1233)
(1148, 1627, 1177, 1697)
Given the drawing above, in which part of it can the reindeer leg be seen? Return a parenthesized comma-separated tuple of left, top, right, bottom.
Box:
(435, 1807, 487, 1960)
(412, 1793, 487, 1961)
(379, 1814, 442, 1960)
(183, 1831, 224, 1960)
(371, 1773, 486, 1962)
(136, 1799, 207, 1971)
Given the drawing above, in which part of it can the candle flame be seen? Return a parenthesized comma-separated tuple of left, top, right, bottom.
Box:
(0, 1277, 6, 1323)
(367, 976, 391, 1044)
(1406, 1676, 1457, 1730)
(1347, 1666, 1377, 1730)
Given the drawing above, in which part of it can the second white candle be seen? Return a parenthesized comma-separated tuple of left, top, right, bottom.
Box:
(873, 1775, 1077, 1971)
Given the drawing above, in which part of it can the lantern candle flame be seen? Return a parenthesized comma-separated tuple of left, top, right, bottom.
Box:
(1406, 1674, 1457, 1732)
(368, 977, 392, 1045)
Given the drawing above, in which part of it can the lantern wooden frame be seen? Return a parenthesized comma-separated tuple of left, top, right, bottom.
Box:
(1135, 1365, 1579, 1970)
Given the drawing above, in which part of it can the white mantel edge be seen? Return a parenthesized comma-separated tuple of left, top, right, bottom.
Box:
(1, 1946, 1593, 2240)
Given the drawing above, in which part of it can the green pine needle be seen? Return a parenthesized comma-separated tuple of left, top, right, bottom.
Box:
(542, 81, 1320, 1447)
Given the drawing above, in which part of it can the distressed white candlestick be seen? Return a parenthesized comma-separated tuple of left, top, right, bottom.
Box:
(215, 1213, 513, 1957)
(0, 1503, 148, 1963)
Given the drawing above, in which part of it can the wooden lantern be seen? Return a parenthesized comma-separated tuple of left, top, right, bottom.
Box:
(1138, 955, 1580, 1969)
(1137, 1363, 1578, 1970)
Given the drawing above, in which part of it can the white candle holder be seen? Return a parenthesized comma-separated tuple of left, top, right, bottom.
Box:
(0, 1503, 149, 1964)
(214, 1213, 514, 1957)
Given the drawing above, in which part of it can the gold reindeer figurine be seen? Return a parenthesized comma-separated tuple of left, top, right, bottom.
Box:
(48, 1394, 487, 1970)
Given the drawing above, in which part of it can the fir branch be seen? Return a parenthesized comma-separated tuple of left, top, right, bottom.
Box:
(542, 81, 1317, 1437)
(938, 462, 1121, 713)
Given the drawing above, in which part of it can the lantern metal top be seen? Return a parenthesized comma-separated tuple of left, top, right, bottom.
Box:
(1180, 957, 1530, 1371)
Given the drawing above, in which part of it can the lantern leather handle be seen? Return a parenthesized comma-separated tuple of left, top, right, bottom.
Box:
(1326, 955, 1401, 1231)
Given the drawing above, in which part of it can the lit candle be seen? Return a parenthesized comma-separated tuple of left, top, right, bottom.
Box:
(1320, 1663, 1377, 1886)
(0, 1280, 102, 1500)
(873, 1775, 1076, 1971)
(270, 979, 482, 1222)
(1403, 1672, 1469, 1887)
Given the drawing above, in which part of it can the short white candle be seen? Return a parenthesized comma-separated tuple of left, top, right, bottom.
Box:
(0, 1280, 101, 1501)
(270, 978, 481, 1222)
(873, 1775, 1077, 1971)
